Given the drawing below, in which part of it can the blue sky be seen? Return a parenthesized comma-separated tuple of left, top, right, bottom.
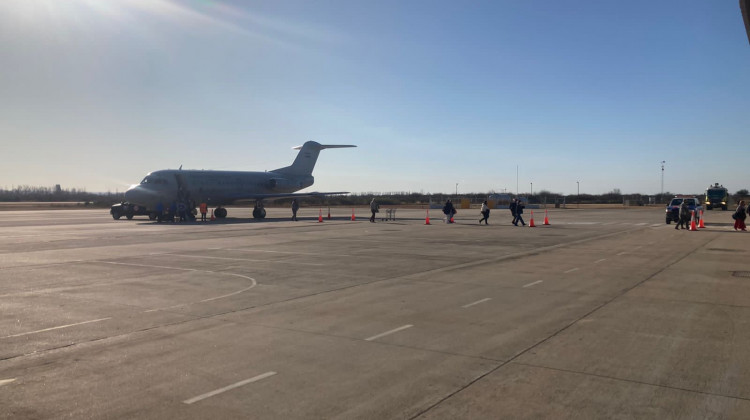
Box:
(1, 0, 748, 196)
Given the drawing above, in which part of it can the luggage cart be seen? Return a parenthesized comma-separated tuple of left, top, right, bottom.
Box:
(381, 208, 397, 221)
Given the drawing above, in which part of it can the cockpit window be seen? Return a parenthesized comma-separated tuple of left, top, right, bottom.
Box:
(140, 177, 168, 185)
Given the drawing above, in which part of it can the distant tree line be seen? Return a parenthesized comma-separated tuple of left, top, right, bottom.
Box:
(0, 185, 124, 207)
(1, 186, 747, 208)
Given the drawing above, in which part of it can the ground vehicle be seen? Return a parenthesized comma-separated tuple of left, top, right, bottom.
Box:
(665, 196, 703, 224)
(704, 183, 729, 210)
(110, 202, 156, 220)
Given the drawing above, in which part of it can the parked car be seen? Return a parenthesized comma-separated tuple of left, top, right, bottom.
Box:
(110, 202, 155, 220)
(665, 197, 702, 224)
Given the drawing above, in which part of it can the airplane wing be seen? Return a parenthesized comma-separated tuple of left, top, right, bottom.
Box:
(228, 191, 350, 203)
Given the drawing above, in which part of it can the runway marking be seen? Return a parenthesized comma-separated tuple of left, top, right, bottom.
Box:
(650, 224, 662, 228)
(0, 379, 16, 386)
(563, 268, 579, 274)
(2, 318, 111, 339)
(462, 298, 491, 308)
(594, 258, 607, 264)
(523, 280, 543, 288)
(95, 262, 257, 313)
(168, 254, 325, 267)
(183, 371, 277, 405)
(616, 252, 627, 256)
(365, 324, 413, 341)
(636, 222, 647, 226)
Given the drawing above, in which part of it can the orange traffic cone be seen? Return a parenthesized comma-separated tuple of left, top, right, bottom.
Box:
(328, 207, 331, 220)
(699, 210, 706, 228)
(543, 209, 550, 225)
(689, 210, 697, 231)
(318, 208, 323, 223)
(210, 209, 215, 221)
(529, 210, 536, 227)
(425, 209, 431, 225)
(351, 208, 356, 221)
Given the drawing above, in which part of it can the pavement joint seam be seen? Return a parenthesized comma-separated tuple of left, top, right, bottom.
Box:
(511, 361, 750, 402)
(409, 232, 714, 419)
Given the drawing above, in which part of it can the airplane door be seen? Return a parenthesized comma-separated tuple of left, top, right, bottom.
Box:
(174, 173, 191, 204)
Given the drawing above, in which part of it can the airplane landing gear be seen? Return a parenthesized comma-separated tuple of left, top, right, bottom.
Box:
(214, 207, 228, 218)
(252, 201, 266, 219)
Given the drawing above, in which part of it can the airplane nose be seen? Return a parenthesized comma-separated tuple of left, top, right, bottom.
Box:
(125, 185, 149, 207)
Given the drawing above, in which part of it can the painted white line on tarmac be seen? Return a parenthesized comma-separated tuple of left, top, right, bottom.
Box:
(523, 280, 543, 288)
(636, 223, 647, 226)
(365, 325, 413, 341)
(183, 372, 277, 405)
(616, 252, 627, 256)
(168, 254, 324, 267)
(0, 379, 17, 386)
(462, 298, 491, 308)
(2, 318, 111, 339)
(223, 248, 352, 258)
(94, 261, 257, 313)
(101, 261, 197, 272)
(650, 224, 662, 227)
(594, 258, 607, 264)
(563, 268, 579, 274)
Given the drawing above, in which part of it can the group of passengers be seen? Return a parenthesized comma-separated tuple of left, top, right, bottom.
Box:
(441, 198, 525, 226)
(153, 200, 210, 223)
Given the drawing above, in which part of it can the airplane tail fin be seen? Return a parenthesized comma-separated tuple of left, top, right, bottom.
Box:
(273, 141, 356, 176)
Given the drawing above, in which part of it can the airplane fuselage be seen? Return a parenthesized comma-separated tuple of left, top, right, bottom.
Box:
(126, 169, 314, 210)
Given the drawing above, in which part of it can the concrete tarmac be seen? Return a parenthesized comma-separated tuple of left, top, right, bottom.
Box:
(1, 207, 749, 419)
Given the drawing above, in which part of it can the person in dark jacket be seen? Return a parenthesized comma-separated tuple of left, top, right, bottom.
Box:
(370, 198, 379, 223)
(513, 199, 526, 226)
(443, 200, 457, 223)
(479, 200, 490, 225)
(291, 199, 300, 221)
(676, 200, 690, 230)
(509, 199, 517, 224)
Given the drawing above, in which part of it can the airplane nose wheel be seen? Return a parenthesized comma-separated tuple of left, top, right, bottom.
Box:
(252, 207, 266, 219)
(214, 207, 228, 218)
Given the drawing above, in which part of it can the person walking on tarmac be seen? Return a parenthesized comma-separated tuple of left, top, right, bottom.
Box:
(155, 201, 164, 223)
(443, 199, 457, 223)
(676, 200, 690, 230)
(734, 200, 747, 231)
(177, 201, 187, 222)
(513, 199, 526, 226)
(199, 202, 208, 222)
(479, 200, 490, 225)
(291, 199, 300, 221)
(370, 198, 379, 223)
(169, 201, 177, 222)
(509, 198, 517, 224)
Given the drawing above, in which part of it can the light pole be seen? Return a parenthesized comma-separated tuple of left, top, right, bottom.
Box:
(530, 182, 533, 203)
(455, 183, 458, 197)
(660, 160, 665, 202)
(577, 181, 580, 208)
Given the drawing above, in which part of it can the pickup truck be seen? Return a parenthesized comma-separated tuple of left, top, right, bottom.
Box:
(665, 197, 702, 224)
(110, 202, 156, 220)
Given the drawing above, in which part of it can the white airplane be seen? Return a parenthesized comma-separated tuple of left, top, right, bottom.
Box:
(124, 141, 356, 219)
